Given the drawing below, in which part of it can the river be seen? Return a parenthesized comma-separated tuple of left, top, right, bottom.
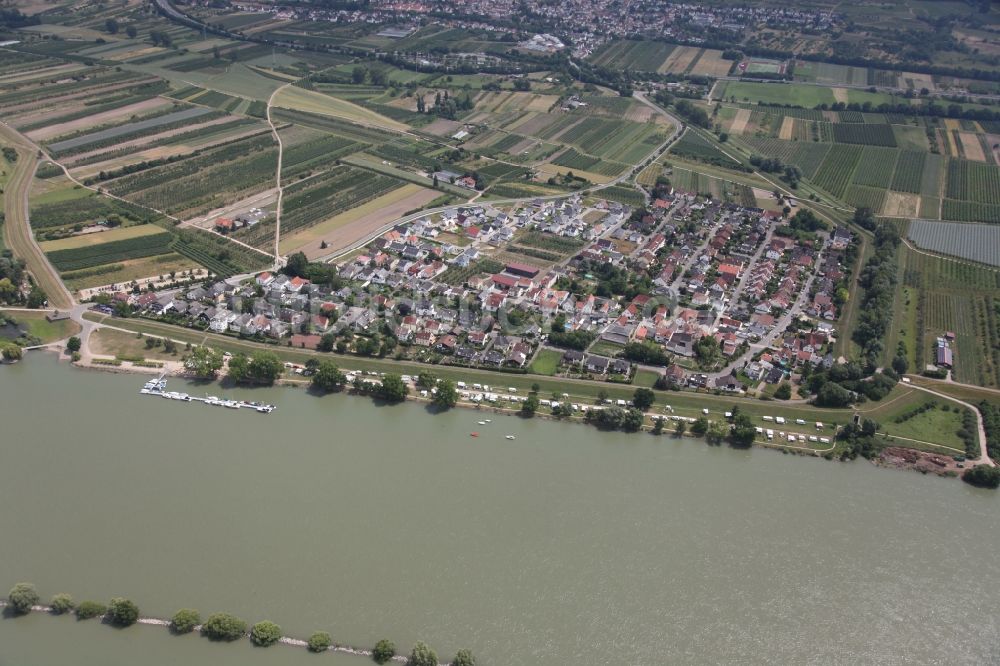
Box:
(1, 355, 999, 665)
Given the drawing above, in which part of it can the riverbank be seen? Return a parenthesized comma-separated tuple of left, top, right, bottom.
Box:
(76, 311, 995, 464)
(2, 354, 999, 666)
(45, 345, 974, 477)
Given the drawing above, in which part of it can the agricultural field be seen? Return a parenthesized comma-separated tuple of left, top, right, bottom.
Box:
(908, 220, 1000, 267)
(62, 253, 200, 292)
(272, 85, 407, 131)
(895, 245, 1000, 388)
(669, 167, 756, 206)
(101, 133, 279, 216)
(669, 130, 744, 169)
(588, 40, 675, 72)
(812, 145, 863, 198)
(277, 182, 439, 259)
(38, 223, 167, 252)
(45, 229, 175, 272)
(716, 81, 898, 109)
(793, 61, 872, 87)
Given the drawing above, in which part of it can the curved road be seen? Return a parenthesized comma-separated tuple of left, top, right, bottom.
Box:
(0, 124, 74, 310)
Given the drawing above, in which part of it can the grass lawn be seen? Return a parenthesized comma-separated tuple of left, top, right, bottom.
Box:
(718, 81, 900, 112)
(30, 183, 91, 207)
(38, 223, 163, 252)
(892, 124, 930, 151)
(4, 311, 80, 343)
(272, 86, 407, 131)
(527, 348, 562, 376)
(908, 376, 1000, 410)
(587, 339, 625, 357)
(90, 327, 187, 362)
(633, 368, 662, 388)
(718, 81, 836, 107)
(129, 62, 283, 101)
(879, 401, 967, 451)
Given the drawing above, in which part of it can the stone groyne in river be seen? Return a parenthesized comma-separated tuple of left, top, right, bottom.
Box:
(0, 600, 442, 665)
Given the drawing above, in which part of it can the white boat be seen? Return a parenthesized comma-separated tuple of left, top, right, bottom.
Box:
(478, 421, 486, 425)
(485, 419, 492, 423)
(505, 435, 516, 440)
(225, 401, 240, 409)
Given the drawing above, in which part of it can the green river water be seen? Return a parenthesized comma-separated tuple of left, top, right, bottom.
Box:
(1, 355, 998, 665)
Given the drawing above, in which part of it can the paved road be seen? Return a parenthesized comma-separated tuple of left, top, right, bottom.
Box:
(0, 124, 74, 310)
(705, 269, 818, 381)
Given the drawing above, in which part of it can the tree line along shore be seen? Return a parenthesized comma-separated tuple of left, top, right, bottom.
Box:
(2, 582, 476, 666)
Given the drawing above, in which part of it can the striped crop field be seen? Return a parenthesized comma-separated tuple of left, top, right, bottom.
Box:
(890, 151, 926, 193)
(851, 146, 898, 189)
(813, 144, 863, 198)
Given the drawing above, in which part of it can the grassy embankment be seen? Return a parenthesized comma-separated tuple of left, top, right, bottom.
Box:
(83, 312, 974, 453)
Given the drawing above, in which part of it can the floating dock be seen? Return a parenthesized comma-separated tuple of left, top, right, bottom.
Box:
(139, 374, 275, 413)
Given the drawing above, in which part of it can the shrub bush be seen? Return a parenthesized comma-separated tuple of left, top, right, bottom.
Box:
(307, 631, 332, 652)
(201, 613, 247, 641)
(7, 583, 39, 615)
(107, 597, 140, 627)
(50, 594, 75, 615)
(76, 600, 107, 620)
(250, 620, 282, 647)
(171, 608, 201, 634)
(372, 638, 396, 664)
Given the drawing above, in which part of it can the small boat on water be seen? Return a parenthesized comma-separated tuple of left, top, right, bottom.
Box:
(470, 432, 479, 437)
(505, 435, 516, 440)
(477, 420, 486, 425)
(485, 419, 492, 423)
